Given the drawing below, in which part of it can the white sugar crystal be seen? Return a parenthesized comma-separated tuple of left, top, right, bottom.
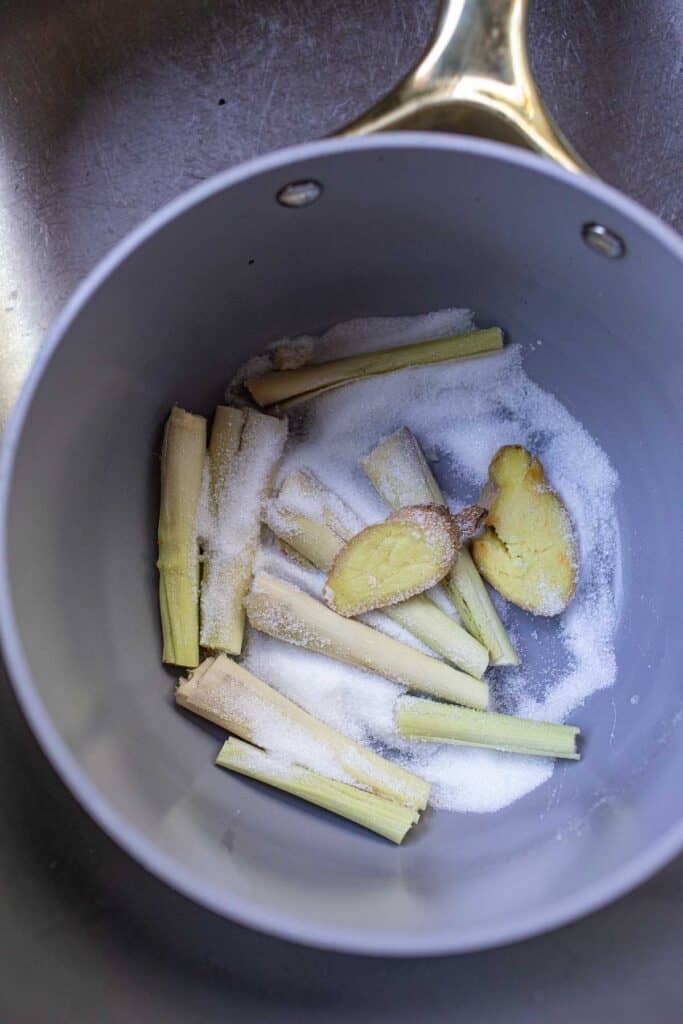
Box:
(276, 468, 364, 537)
(200, 410, 287, 644)
(240, 308, 619, 814)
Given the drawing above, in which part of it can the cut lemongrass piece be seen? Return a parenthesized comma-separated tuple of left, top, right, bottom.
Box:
(385, 594, 488, 679)
(246, 328, 503, 409)
(245, 573, 489, 708)
(200, 408, 287, 654)
(177, 654, 430, 810)
(446, 547, 519, 666)
(277, 468, 364, 540)
(200, 405, 245, 642)
(264, 500, 345, 571)
(363, 425, 444, 510)
(265, 477, 489, 677)
(397, 696, 580, 759)
(362, 427, 519, 667)
(207, 406, 245, 517)
(157, 406, 207, 667)
(216, 738, 419, 844)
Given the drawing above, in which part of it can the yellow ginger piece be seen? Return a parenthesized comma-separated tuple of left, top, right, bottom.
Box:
(472, 445, 578, 616)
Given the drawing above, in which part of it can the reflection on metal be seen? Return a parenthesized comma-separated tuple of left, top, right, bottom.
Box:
(581, 223, 626, 259)
(0, 147, 49, 428)
(337, 0, 592, 175)
(276, 180, 323, 208)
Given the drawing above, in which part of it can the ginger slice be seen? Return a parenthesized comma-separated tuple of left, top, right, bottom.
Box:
(362, 427, 519, 666)
(324, 504, 485, 618)
(471, 445, 578, 616)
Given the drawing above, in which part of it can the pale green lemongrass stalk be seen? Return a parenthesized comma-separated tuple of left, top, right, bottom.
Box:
(397, 696, 580, 759)
(216, 738, 419, 844)
(363, 427, 519, 666)
(176, 654, 430, 810)
(157, 406, 207, 667)
(245, 572, 489, 709)
(200, 405, 245, 646)
(246, 328, 503, 410)
(264, 501, 344, 571)
(200, 407, 287, 654)
(207, 406, 245, 516)
(264, 479, 488, 678)
(277, 468, 365, 538)
(385, 593, 488, 678)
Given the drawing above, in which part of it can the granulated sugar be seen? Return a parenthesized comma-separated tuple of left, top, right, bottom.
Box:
(199, 409, 287, 645)
(239, 308, 619, 814)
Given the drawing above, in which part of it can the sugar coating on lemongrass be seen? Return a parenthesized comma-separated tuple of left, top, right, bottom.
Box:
(383, 594, 488, 679)
(397, 696, 580, 759)
(265, 502, 343, 571)
(245, 572, 489, 708)
(216, 738, 419, 843)
(363, 427, 519, 667)
(277, 468, 364, 540)
(176, 654, 430, 809)
(200, 407, 287, 654)
(246, 327, 503, 408)
(231, 308, 618, 814)
(157, 406, 207, 667)
(265, 478, 489, 676)
(268, 335, 316, 371)
(363, 426, 444, 511)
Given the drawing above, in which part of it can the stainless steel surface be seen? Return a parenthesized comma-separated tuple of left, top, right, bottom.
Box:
(582, 222, 627, 259)
(0, 0, 680, 429)
(0, 0, 681, 1018)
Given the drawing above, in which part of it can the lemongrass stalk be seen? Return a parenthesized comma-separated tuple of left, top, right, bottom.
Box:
(397, 696, 580, 759)
(363, 427, 443, 510)
(176, 654, 430, 810)
(200, 405, 245, 642)
(385, 594, 488, 678)
(277, 468, 364, 539)
(264, 491, 488, 677)
(264, 500, 344, 570)
(207, 406, 245, 515)
(200, 408, 287, 654)
(245, 573, 488, 709)
(157, 407, 207, 667)
(447, 546, 520, 664)
(216, 738, 419, 843)
(363, 427, 519, 666)
(246, 328, 503, 409)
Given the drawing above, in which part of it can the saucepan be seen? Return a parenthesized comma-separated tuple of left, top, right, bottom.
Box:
(1, 0, 681, 955)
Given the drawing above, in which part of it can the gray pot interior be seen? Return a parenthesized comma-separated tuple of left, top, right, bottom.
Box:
(3, 138, 682, 954)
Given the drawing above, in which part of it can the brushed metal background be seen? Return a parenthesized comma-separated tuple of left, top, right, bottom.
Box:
(0, 2, 680, 1021)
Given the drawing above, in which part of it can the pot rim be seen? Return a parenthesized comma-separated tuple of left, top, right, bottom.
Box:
(1, 132, 681, 957)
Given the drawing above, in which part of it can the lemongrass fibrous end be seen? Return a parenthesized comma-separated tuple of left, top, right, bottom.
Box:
(216, 737, 420, 844)
(157, 406, 207, 667)
(246, 328, 503, 408)
(397, 696, 580, 759)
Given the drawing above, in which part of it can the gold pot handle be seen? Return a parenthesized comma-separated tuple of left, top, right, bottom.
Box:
(337, 0, 591, 175)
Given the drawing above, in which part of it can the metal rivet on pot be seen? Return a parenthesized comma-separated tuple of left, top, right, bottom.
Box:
(276, 180, 323, 208)
(581, 222, 626, 259)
